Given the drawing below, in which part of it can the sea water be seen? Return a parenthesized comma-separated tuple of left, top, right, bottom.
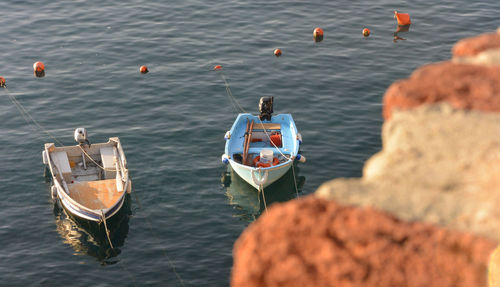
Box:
(0, 0, 498, 286)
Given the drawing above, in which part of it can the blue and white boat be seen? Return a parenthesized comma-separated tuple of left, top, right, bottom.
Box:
(43, 128, 132, 223)
(222, 97, 305, 189)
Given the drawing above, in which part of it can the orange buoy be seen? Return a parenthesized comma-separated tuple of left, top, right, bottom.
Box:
(362, 28, 370, 37)
(0, 76, 5, 87)
(274, 48, 282, 57)
(313, 27, 324, 42)
(140, 65, 148, 74)
(394, 11, 411, 25)
(253, 156, 280, 168)
(33, 61, 45, 78)
(214, 65, 222, 71)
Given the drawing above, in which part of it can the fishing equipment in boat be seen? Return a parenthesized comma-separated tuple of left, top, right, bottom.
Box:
(269, 131, 282, 147)
(253, 156, 280, 168)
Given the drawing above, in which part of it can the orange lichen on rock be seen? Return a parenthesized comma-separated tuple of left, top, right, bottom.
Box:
(232, 196, 495, 287)
(453, 32, 500, 57)
(383, 62, 500, 120)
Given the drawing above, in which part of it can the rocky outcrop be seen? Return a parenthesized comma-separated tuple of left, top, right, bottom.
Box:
(382, 63, 500, 120)
(231, 197, 496, 287)
(489, 246, 500, 287)
(317, 103, 500, 241)
(452, 30, 500, 57)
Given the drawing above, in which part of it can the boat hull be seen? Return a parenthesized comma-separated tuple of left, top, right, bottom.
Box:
(229, 160, 292, 189)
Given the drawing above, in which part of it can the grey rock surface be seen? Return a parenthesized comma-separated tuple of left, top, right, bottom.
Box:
(317, 103, 500, 241)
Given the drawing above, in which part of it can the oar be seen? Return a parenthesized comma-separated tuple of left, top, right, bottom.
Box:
(244, 120, 255, 165)
(242, 119, 250, 165)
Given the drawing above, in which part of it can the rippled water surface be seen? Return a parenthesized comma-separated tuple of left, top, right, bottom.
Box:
(1, 1, 499, 286)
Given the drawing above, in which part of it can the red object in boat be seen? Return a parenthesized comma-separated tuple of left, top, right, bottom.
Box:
(253, 156, 280, 168)
(270, 133, 282, 147)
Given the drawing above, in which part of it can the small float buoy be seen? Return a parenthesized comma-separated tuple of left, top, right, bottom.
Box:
(313, 27, 324, 42)
(33, 61, 45, 78)
(140, 65, 148, 74)
(274, 48, 282, 57)
(0, 76, 5, 87)
(221, 154, 229, 165)
(214, 65, 222, 71)
(362, 28, 370, 37)
(394, 11, 411, 26)
(296, 154, 306, 163)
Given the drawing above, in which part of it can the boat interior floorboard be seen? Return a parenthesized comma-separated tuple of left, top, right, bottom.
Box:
(68, 179, 122, 210)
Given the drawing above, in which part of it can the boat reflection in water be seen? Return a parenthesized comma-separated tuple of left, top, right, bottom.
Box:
(221, 163, 305, 221)
(53, 194, 132, 265)
(393, 24, 411, 42)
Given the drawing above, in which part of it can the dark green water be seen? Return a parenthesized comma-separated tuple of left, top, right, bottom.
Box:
(0, 0, 498, 286)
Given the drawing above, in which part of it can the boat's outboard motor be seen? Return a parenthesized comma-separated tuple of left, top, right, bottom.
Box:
(259, 97, 274, 121)
(74, 128, 91, 147)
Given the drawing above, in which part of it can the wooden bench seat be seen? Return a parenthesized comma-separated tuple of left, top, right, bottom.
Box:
(252, 123, 281, 130)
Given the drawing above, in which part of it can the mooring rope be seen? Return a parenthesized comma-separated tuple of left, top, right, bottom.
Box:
(259, 184, 268, 214)
(100, 210, 139, 287)
(291, 163, 300, 198)
(216, 70, 247, 114)
(101, 210, 115, 249)
(143, 214, 186, 287)
(258, 169, 268, 213)
(128, 172, 185, 287)
(77, 145, 117, 172)
(4, 87, 64, 146)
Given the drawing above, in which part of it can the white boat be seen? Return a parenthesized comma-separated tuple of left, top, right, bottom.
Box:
(43, 128, 132, 222)
(222, 97, 305, 189)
